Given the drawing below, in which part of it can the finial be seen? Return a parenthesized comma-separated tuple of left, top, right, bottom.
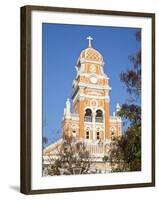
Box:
(65, 98, 70, 118)
(116, 103, 121, 113)
(66, 98, 70, 104)
(86, 36, 93, 47)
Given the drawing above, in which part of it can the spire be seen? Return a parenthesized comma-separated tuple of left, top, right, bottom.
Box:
(116, 103, 121, 114)
(86, 36, 93, 47)
(65, 98, 70, 118)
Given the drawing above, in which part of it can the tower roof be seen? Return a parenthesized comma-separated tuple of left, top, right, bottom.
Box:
(79, 36, 103, 63)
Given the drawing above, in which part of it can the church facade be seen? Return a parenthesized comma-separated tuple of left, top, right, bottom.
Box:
(62, 36, 122, 144)
(43, 36, 122, 159)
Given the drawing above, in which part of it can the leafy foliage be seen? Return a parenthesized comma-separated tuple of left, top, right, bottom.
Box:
(110, 31, 141, 172)
(43, 136, 92, 176)
(120, 31, 141, 98)
(103, 155, 109, 163)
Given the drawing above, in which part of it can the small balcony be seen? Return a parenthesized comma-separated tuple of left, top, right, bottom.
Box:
(84, 116, 92, 122)
(95, 117, 103, 123)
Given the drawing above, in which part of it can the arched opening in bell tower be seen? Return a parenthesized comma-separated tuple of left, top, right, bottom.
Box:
(84, 108, 93, 122)
(95, 109, 103, 123)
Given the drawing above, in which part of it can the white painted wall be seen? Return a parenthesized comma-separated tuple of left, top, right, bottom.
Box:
(0, 0, 158, 199)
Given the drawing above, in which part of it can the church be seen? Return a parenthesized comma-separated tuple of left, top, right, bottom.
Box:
(43, 36, 122, 160)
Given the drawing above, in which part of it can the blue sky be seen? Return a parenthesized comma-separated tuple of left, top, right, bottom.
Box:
(42, 23, 140, 146)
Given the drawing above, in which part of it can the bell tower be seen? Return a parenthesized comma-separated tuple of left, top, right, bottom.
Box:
(44, 37, 122, 159)
(71, 36, 111, 141)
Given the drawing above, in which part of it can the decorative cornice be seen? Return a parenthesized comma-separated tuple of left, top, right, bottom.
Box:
(78, 82, 111, 90)
(76, 72, 109, 80)
(78, 58, 104, 65)
(80, 94, 110, 100)
(72, 89, 110, 103)
(110, 116, 122, 123)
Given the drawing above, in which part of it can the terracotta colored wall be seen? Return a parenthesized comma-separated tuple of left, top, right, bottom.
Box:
(104, 101, 110, 139)
(79, 100, 84, 138)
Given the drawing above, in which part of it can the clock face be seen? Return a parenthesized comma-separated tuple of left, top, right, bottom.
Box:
(90, 76, 98, 84)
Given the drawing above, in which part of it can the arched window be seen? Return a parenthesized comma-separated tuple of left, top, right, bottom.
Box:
(84, 108, 92, 122)
(95, 109, 103, 123)
(86, 131, 89, 139)
(96, 131, 100, 140)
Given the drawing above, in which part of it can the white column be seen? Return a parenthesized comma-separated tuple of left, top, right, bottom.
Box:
(65, 98, 71, 118)
(116, 103, 121, 114)
(93, 112, 96, 140)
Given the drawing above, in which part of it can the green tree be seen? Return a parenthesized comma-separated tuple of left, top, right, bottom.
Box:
(44, 136, 92, 175)
(120, 30, 141, 98)
(110, 31, 141, 172)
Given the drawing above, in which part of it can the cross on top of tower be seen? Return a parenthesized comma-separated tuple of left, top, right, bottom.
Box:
(86, 36, 93, 47)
